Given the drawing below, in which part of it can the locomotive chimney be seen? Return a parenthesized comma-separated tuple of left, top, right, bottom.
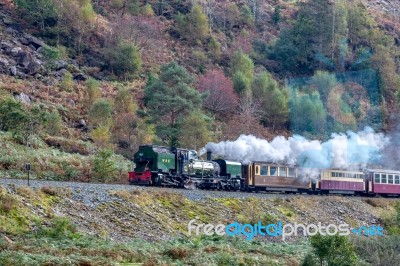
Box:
(206, 151, 212, 161)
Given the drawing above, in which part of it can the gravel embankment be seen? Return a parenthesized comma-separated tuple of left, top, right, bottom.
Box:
(0, 178, 294, 207)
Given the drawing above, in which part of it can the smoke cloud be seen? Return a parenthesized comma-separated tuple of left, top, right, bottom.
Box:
(205, 127, 389, 169)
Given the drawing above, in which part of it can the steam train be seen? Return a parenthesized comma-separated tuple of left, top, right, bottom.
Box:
(128, 144, 400, 197)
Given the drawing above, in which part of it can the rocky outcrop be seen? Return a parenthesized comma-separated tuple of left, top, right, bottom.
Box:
(0, 12, 51, 79)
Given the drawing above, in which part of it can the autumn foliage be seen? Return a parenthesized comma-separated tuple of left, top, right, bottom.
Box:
(196, 69, 238, 118)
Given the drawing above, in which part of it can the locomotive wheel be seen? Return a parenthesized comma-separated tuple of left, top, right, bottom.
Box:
(217, 182, 223, 191)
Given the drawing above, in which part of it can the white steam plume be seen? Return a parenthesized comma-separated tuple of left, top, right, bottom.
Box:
(205, 127, 389, 169)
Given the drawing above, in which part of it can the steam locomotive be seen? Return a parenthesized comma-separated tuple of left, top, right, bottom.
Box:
(128, 144, 400, 197)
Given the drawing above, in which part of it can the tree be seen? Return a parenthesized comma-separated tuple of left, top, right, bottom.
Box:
(241, 5, 254, 26)
(222, 94, 267, 139)
(208, 36, 221, 60)
(176, 5, 209, 44)
(311, 71, 338, 105)
(306, 234, 357, 266)
(14, 0, 59, 32)
(178, 111, 211, 150)
(88, 99, 113, 127)
(144, 62, 203, 146)
(230, 50, 254, 80)
(92, 149, 117, 183)
(85, 78, 101, 109)
(196, 69, 238, 117)
(252, 72, 289, 129)
(112, 87, 140, 157)
(289, 91, 327, 136)
(106, 43, 141, 79)
(0, 97, 31, 143)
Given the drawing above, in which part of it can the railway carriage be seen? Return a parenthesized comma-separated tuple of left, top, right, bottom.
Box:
(366, 169, 400, 197)
(317, 169, 365, 194)
(243, 162, 312, 193)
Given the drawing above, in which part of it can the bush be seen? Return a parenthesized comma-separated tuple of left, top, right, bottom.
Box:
(106, 43, 141, 79)
(85, 78, 101, 108)
(43, 136, 89, 155)
(308, 234, 356, 266)
(60, 71, 74, 92)
(0, 194, 17, 213)
(0, 97, 31, 143)
(37, 217, 78, 239)
(352, 236, 400, 266)
(92, 149, 117, 182)
(88, 99, 113, 127)
(44, 110, 62, 135)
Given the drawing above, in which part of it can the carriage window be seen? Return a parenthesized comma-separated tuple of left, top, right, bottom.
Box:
(270, 167, 277, 176)
(279, 167, 287, 177)
(374, 174, 380, 183)
(395, 175, 400, 184)
(260, 166, 268, 176)
(255, 165, 260, 175)
(288, 168, 296, 177)
(339, 172, 344, 178)
(381, 174, 387, 184)
(388, 175, 394, 184)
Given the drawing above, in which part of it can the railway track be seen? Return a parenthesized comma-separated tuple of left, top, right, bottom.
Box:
(1, 177, 395, 201)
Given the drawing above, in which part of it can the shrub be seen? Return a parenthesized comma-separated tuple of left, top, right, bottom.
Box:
(164, 247, 189, 260)
(142, 4, 154, 17)
(0, 97, 31, 144)
(60, 71, 74, 92)
(88, 99, 113, 127)
(43, 136, 89, 155)
(352, 236, 400, 266)
(92, 149, 117, 183)
(37, 217, 78, 239)
(106, 43, 141, 79)
(44, 110, 62, 135)
(308, 234, 356, 266)
(0, 194, 17, 213)
(85, 78, 101, 108)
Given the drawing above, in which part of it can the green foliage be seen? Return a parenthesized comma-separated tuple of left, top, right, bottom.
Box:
(232, 71, 250, 96)
(60, 71, 74, 92)
(351, 236, 400, 266)
(241, 5, 254, 26)
(79, 0, 96, 22)
(289, 91, 327, 136)
(272, 6, 282, 24)
(88, 99, 113, 127)
(176, 5, 209, 44)
(92, 149, 117, 182)
(40, 45, 62, 61)
(178, 111, 211, 150)
(208, 36, 221, 60)
(307, 234, 357, 266)
(0, 97, 32, 144)
(142, 3, 154, 17)
(114, 87, 137, 114)
(106, 43, 141, 79)
(144, 62, 203, 146)
(311, 71, 338, 105)
(231, 50, 254, 81)
(14, 0, 59, 31)
(252, 72, 289, 129)
(37, 217, 79, 240)
(85, 78, 101, 108)
(44, 110, 62, 135)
